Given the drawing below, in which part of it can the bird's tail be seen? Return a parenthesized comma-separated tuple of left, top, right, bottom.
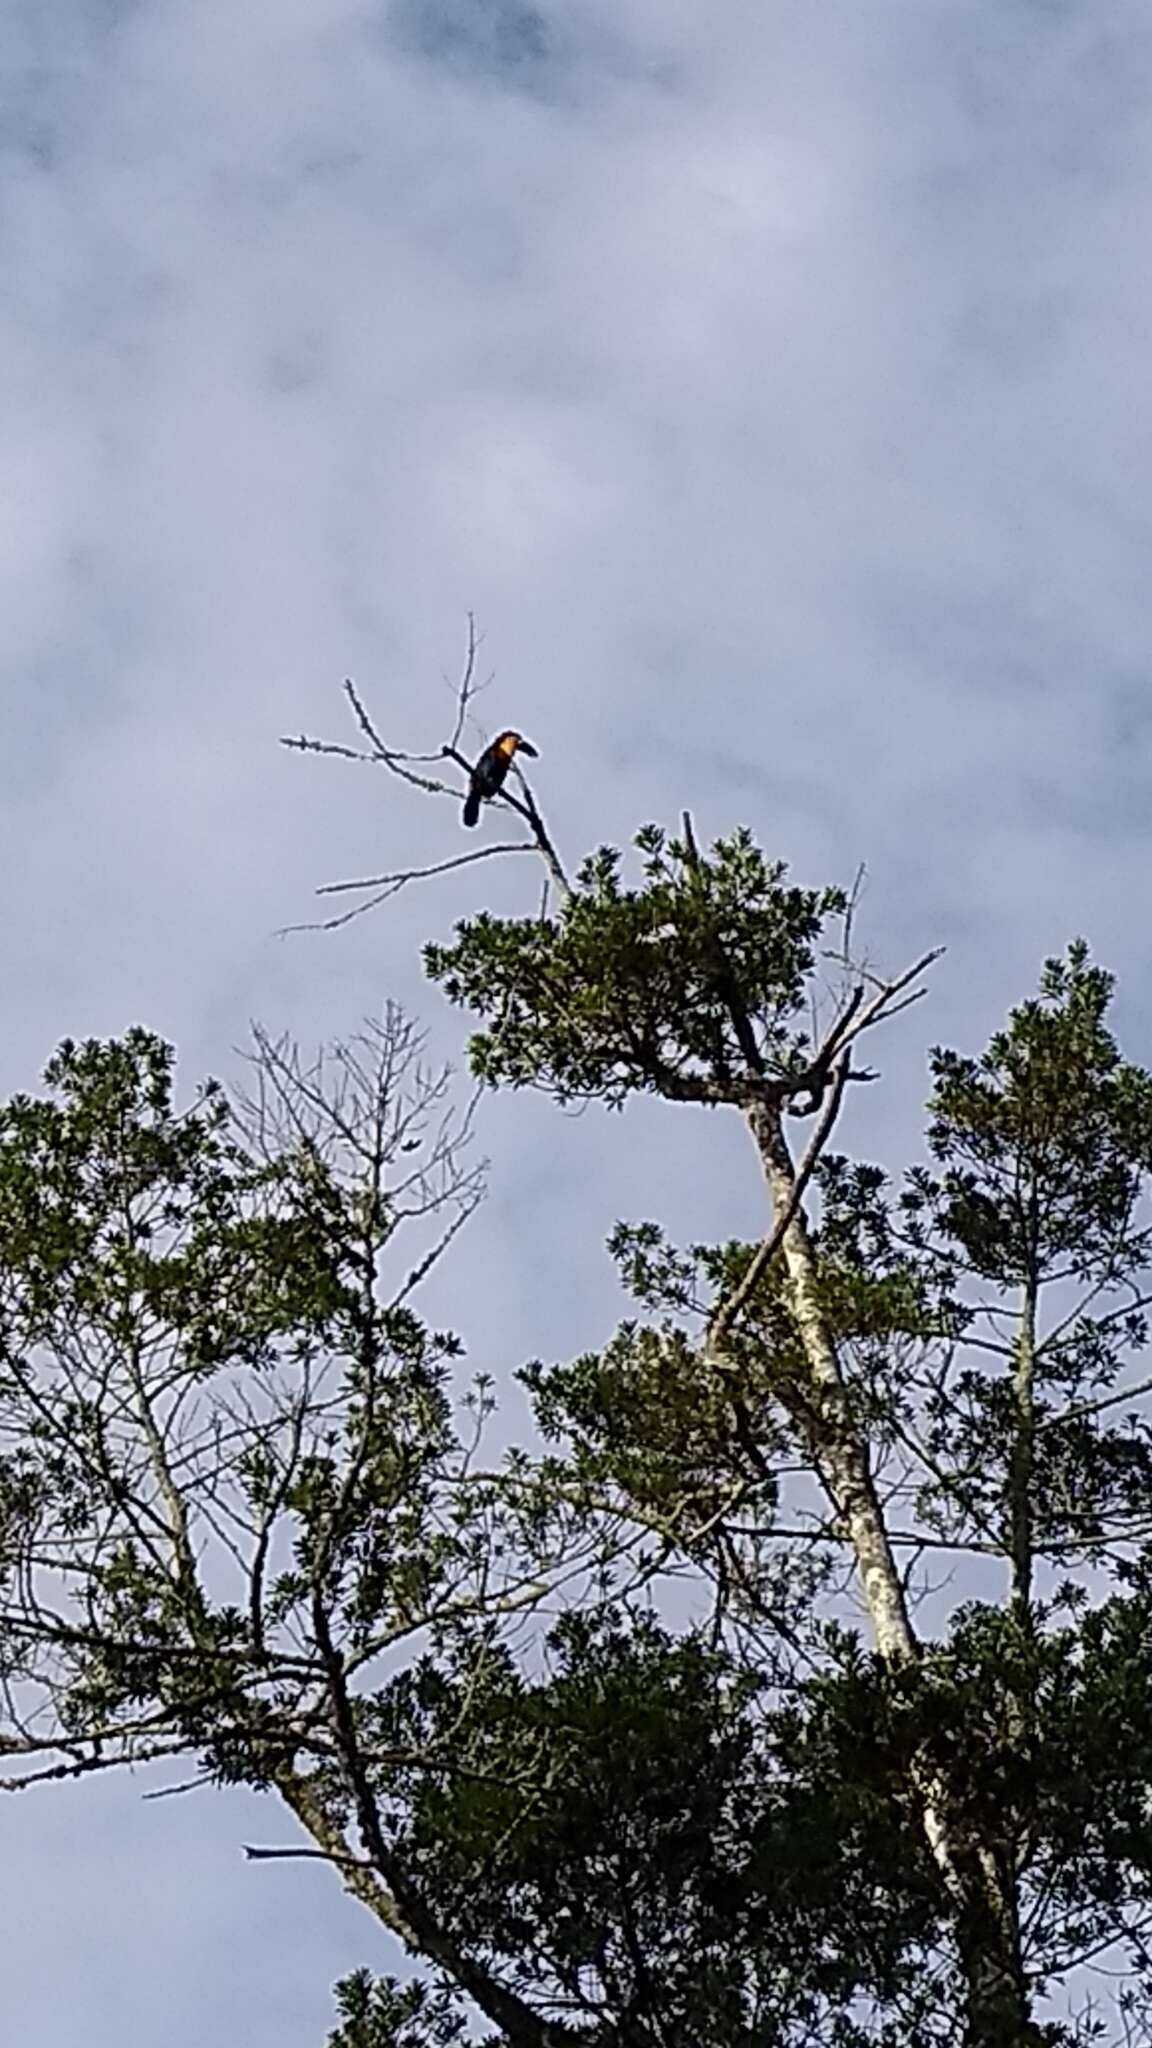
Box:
(462, 787, 481, 827)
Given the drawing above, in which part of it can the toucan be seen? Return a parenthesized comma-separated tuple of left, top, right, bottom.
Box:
(462, 730, 538, 827)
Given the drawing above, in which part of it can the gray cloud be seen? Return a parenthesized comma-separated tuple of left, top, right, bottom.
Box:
(387, 0, 552, 82)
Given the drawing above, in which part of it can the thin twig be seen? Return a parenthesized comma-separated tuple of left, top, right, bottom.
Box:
(446, 612, 484, 752)
(1035, 1372, 1152, 1435)
(286, 617, 573, 923)
(277, 841, 538, 933)
(142, 1772, 215, 1801)
(316, 845, 537, 898)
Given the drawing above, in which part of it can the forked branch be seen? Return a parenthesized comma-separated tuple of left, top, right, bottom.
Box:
(283, 616, 572, 927)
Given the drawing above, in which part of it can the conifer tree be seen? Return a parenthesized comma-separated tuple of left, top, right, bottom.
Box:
(4, 651, 1152, 2046)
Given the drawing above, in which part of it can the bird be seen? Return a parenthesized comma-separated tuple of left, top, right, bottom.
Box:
(462, 730, 538, 827)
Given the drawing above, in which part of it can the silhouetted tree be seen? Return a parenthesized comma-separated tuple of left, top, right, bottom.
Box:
(5, 646, 1152, 2046)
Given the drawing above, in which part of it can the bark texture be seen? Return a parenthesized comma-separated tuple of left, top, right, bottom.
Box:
(748, 1093, 1039, 2046)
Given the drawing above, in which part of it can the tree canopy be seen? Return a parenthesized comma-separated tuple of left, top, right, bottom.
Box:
(5, 675, 1152, 2047)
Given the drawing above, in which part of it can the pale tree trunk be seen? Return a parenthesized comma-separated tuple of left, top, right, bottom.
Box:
(746, 1099, 917, 1661)
(746, 1096, 1040, 2046)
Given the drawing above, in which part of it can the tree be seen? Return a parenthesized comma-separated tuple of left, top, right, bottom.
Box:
(285, 645, 1152, 2043)
(0, 1013, 647, 2047)
(6, 647, 1152, 2046)
(418, 836, 1152, 2046)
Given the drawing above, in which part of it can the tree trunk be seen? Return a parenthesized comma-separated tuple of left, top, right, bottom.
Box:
(746, 1096, 919, 1660)
(957, 1870, 1043, 2047)
(746, 1094, 1040, 2046)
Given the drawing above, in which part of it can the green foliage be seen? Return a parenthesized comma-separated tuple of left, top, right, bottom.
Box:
(422, 881, 1152, 2042)
(424, 826, 844, 1106)
(327, 1973, 476, 2048)
(0, 1020, 548, 1801)
(0, 1028, 352, 1372)
(909, 942, 1152, 1286)
(9, 859, 1152, 2048)
(519, 1199, 945, 1630)
(359, 1610, 946, 2047)
(788, 1591, 1152, 2022)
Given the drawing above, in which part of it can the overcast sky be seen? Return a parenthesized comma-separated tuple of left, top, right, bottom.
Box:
(4, 1, 1152, 2040)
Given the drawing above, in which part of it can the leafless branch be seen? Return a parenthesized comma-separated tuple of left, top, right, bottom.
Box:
(446, 611, 486, 751)
(1036, 1372, 1152, 1435)
(277, 844, 538, 934)
(316, 846, 537, 899)
(244, 1842, 375, 1871)
(707, 1052, 851, 1361)
(142, 1772, 215, 1801)
(284, 617, 573, 922)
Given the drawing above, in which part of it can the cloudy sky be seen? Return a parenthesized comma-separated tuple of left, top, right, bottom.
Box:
(3, 0, 1152, 2038)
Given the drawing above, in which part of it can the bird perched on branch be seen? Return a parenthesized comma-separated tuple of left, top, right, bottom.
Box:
(462, 730, 538, 827)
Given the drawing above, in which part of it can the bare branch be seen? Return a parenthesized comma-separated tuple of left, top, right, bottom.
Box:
(277, 843, 539, 934)
(317, 845, 537, 898)
(838, 863, 868, 968)
(244, 1842, 375, 1872)
(446, 611, 484, 752)
(707, 1052, 851, 1362)
(142, 1773, 215, 1802)
(1035, 1372, 1152, 1435)
(286, 617, 573, 929)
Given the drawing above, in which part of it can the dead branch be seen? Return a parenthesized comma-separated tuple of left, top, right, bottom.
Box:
(284, 618, 573, 926)
(244, 1842, 375, 1872)
(707, 1051, 851, 1362)
(278, 844, 537, 934)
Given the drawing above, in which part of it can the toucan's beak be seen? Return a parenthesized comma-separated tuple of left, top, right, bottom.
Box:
(517, 738, 539, 758)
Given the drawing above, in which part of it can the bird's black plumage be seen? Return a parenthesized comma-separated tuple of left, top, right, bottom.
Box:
(462, 730, 538, 827)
